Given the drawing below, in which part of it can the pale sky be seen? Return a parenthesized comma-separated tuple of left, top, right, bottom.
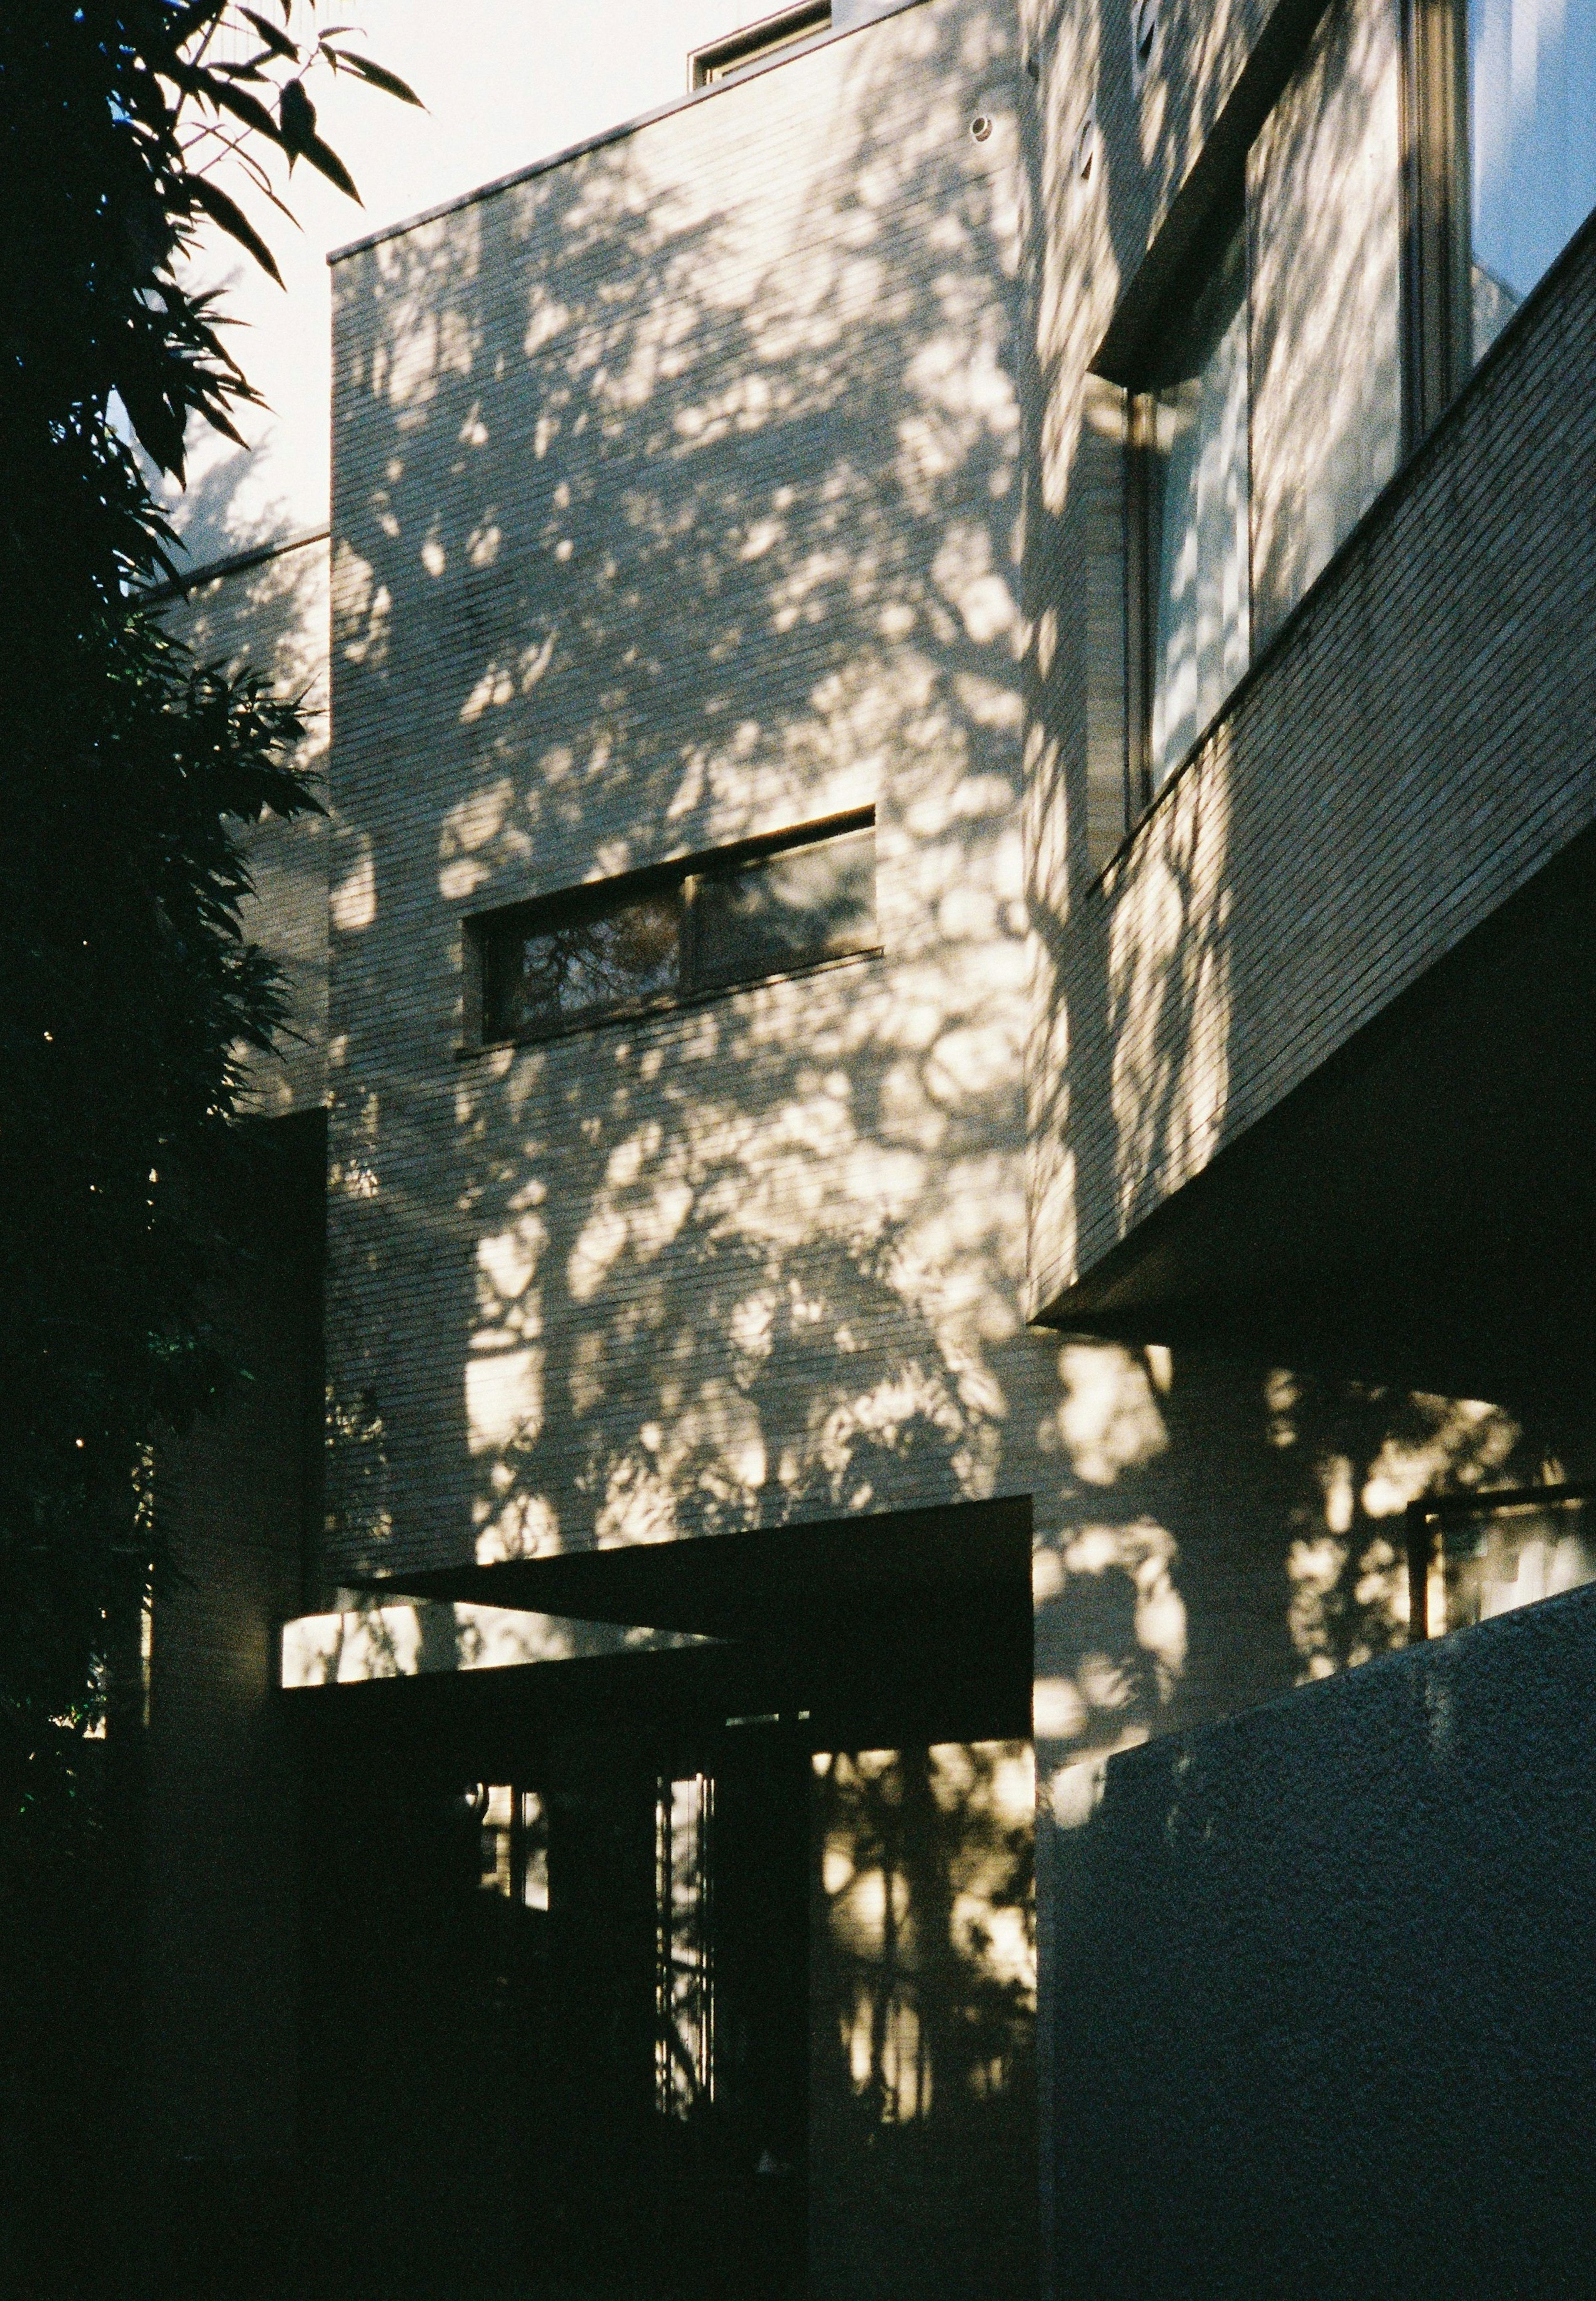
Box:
(165, 0, 739, 564)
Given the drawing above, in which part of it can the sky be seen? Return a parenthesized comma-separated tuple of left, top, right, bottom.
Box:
(165, 0, 738, 564)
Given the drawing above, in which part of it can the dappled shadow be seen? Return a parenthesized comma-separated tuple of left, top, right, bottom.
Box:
(312, 0, 1583, 1792)
(810, 1740, 1037, 2300)
(322, 2, 1033, 1594)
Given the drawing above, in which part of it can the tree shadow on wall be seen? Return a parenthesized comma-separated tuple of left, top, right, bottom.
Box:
(321, 3, 1035, 1588)
(809, 1740, 1037, 2301)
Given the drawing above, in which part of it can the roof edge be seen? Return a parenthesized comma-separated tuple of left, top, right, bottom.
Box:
(327, 0, 930, 266)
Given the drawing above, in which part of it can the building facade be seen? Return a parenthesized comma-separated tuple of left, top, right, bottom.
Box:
(145, 0, 1596, 2293)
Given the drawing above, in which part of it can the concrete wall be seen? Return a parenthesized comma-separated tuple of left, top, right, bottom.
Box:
(1049, 1578, 1596, 2299)
(1020, 0, 1596, 1312)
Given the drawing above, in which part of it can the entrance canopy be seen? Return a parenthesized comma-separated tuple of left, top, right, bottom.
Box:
(335, 1496, 1034, 1752)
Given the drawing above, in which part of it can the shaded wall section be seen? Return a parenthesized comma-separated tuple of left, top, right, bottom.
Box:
(811, 1741, 1037, 2301)
(1049, 1582, 1596, 2301)
(141, 1113, 325, 2289)
(159, 532, 331, 1119)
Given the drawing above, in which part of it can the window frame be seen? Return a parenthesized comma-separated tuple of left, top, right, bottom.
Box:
(1121, 191, 1253, 826)
(687, 1, 832, 89)
(462, 806, 880, 1053)
(1102, 0, 1504, 860)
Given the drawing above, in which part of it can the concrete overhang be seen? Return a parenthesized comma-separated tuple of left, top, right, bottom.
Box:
(360, 1495, 1031, 1638)
(318, 1498, 1036, 1747)
(1037, 828, 1596, 1413)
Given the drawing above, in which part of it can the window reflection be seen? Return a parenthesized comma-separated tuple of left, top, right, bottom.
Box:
(482, 885, 682, 1040)
(693, 827, 876, 991)
(1469, 0, 1596, 360)
(1145, 215, 1251, 789)
(1441, 1500, 1596, 1631)
(1247, 0, 1403, 647)
(472, 812, 877, 1046)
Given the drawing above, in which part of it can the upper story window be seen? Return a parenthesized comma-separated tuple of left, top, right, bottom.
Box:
(1106, 0, 1596, 838)
(1468, 0, 1596, 362)
(1118, 0, 1405, 815)
(469, 810, 878, 1047)
(1130, 207, 1251, 796)
(688, 1, 831, 89)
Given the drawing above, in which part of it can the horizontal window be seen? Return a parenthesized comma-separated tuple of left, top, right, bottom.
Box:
(469, 811, 877, 1046)
(688, 2, 831, 88)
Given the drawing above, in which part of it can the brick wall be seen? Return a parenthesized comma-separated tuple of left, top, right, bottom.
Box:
(1020, 0, 1596, 1311)
(318, 0, 1582, 1788)
(325, 0, 1036, 1589)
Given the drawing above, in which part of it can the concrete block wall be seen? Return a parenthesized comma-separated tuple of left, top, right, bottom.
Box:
(1020, 0, 1596, 1311)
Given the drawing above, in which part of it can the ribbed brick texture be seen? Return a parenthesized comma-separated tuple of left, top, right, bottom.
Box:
(324, 0, 1044, 1591)
(1021, 0, 1596, 1309)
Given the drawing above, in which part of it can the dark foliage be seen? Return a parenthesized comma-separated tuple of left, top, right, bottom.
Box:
(0, 5, 413, 1818)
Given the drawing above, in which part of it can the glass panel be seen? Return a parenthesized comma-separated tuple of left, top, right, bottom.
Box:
(479, 1782, 514, 1897)
(482, 883, 682, 1039)
(1248, 0, 1403, 647)
(521, 1789, 549, 1911)
(1439, 1497, 1596, 1633)
(656, 1773, 715, 2120)
(692, 826, 876, 992)
(1147, 216, 1251, 788)
(1469, 0, 1596, 363)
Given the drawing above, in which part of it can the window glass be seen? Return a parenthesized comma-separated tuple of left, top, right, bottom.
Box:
(692, 827, 876, 991)
(473, 817, 876, 1044)
(481, 883, 682, 1039)
(1469, 0, 1596, 362)
(1433, 1498, 1596, 1633)
(1248, 0, 1402, 647)
(1147, 215, 1251, 788)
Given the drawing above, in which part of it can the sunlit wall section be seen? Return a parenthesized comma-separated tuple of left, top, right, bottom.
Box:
(325, 0, 1033, 1589)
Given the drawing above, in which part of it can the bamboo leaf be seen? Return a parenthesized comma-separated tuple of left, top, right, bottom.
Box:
(300, 130, 361, 201)
(240, 8, 299, 59)
(277, 76, 316, 160)
(187, 175, 283, 285)
(322, 49, 425, 107)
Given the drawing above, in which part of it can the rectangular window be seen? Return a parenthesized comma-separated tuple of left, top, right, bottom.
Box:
(656, 1773, 715, 2120)
(1249, 0, 1404, 648)
(1117, 0, 1406, 821)
(470, 810, 877, 1046)
(1467, 0, 1596, 361)
(688, 2, 830, 88)
(475, 1781, 549, 1910)
(1128, 208, 1251, 801)
(1408, 1487, 1596, 1638)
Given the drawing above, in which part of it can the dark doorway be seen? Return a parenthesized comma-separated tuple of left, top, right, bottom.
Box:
(294, 1499, 1035, 2301)
(298, 1645, 812, 2300)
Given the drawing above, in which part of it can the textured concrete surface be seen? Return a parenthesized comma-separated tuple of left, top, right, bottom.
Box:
(1049, 1580, 1596, 2299)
